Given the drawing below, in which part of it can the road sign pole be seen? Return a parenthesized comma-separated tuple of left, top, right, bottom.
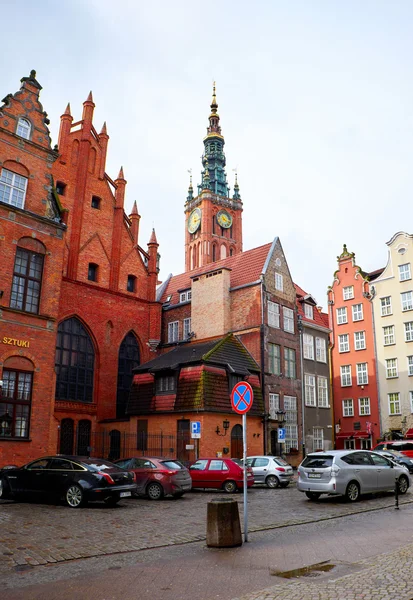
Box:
(243, 412, 248, 542)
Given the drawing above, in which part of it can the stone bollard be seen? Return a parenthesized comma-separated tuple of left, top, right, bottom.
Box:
(206, 497, 242, 548)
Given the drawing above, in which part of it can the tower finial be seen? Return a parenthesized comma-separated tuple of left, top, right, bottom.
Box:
(211, 81, 218, 115)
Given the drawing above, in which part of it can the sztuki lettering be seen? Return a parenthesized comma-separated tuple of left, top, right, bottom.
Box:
(2, 337, 30, 348)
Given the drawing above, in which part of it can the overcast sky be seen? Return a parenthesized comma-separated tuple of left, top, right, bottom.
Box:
(3, 1, 413, 307)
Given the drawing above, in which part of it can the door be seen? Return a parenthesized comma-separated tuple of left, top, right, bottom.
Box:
(177, 419, 190, 463)
(370, 453, 397, 490)
(351, 452, 378, 493)
(250, 457, 270, 483)
(46, 458, 74, 495)
(231, 425, 243, 458)
(132, 458, 156, 494)
(20, 458, 51, 495)
(189, 459, 209, 487)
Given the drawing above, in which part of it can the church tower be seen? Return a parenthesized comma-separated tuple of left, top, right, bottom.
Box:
(184, 84, 243, 271)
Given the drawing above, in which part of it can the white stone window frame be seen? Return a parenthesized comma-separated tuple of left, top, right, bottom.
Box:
(342, 398, 354, 417)
(380, 296, 392, 316)
(383, 325, 395, 346)
(183, 318, 191, 339)
(16, 117, 31, 140)
(275, 273, 283, 292)
(179, 290, 191, 303)
(352, 303, 363, 322)
(356, 363, 368, 385)
(405, 321, 413, 342)
(388, 392, 401, 416)
(386, 358, 398, 379)
(316, 337, 327, 363)
(317, 377, 329, 408)
(268, 301, 280, 328)
(340, 365, 352, 387)
(410, 391, 413, 413)
(313, 427, 324, 451)
(354, 331, 366, 351)
(358, 397, 371, 416)
(338, 333, 350, 353)
(336, 307, 348, 325)
(408, 356, 413, 377)
(304, 374, 316, 407)
(303, 333, 314, 360)
(401, 291, 413, 312)
(269, 393, 280, 420)
(168, 321, 179, 343)
(399, 263, 411, 282)
(343, 286, 354, 300)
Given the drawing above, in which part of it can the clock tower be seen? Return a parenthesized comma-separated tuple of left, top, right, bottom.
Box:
(184, 84, 243, 271)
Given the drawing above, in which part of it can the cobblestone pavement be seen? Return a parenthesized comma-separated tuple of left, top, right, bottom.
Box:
(0, 483, 411, 576)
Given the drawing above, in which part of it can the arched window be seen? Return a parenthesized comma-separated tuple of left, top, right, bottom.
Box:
(59, 418, 74, 454)
(55, 317, 95, 403)
(17, 118, 31, 140)
(230, 247, 234, 257)
(220, 244, 227, 260)
(1, 356, 34, 439)
(77, 419, 91, 455)
(212, 215, 216, 234)
(117, 332, 140, 417)
(212, 244, 217, 262)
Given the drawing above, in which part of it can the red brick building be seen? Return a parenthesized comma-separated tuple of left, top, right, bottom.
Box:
(0, 73, 161, 465)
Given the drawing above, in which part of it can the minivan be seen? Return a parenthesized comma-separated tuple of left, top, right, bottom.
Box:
(373, 441, 413, 458)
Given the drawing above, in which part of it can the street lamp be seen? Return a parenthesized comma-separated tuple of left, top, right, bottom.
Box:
(215, 419, 230, 436)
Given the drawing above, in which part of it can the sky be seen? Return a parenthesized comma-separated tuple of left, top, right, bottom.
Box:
(3, 0, 413, 308)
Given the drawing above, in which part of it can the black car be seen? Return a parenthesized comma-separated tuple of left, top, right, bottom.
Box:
(0, 456, 137, 508)
(376, 450, 413, 474)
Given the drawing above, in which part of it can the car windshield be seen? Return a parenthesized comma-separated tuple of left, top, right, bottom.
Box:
(273, 457, 289, 466)
(301, 455, 334, 469)
(160, 460, 185, 470)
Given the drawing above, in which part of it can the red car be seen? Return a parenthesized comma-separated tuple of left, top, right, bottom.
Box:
(114, 457, 192, 500)
(189, 458, 254, 493)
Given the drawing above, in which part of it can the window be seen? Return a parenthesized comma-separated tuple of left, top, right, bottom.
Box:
(356, 363, 368, 385)
(268, 301, 280, 328)
(359, 397, 371, 416)
(345, 439, 356, 450)
(0, 369, 32, 438)
(268, 343, 281, 375)
(386, 358, 398, 379)
(284, 348, 296, 378)
(88, 263, 98, 282)
(91, 196, 101, 209)
(275, 273, 283, 291)
(340, 365, 351, 387)
(380, 296, 392, 316)
(410, 391, 413, 413)
(383, 325, 395, 345)
(343, 286, 354, 300)
(127, 275, 136, 292)
(0, 168, 28, 209)
(156, 375, 175, 393)
(401, 291, 413, 312)
(304, 374, 316, 406)
(180, 290, 192, 303)
(338, 334, 350, 353)
(316, 337, 326, 362)
(10, 247, 44, 314)
(405, 322, 413, 342)
(361, 439, 372, 450)
(16, 117, 31, 139)
(168, 321, 179, 343)
(116, 332, 140, 418)
(352, 304, 363, 321)
(269, 393, 280, 419)
(313, 427, 324, 451)
(283, 307, 294, 333)
(304, 304, 313, 319)
(342, 398, 354, 417)
(354, 331, 366, 350)
(284, 396, 298, 453)
(336, 307, 348, 324)
(399, 264, 411, 282)
(388, 392, 401, 415)
(303, 334, 314, 359)
(56, 181, 66, 195)
(408, 356, 413, 376)
(317, 377, 329, 407)
(183, 318, 191, 339)
(55, 317, 95, 403)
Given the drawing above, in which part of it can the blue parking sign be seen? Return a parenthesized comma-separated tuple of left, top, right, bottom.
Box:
(278, 428, 286, 443)
(191, 421, 201, 439)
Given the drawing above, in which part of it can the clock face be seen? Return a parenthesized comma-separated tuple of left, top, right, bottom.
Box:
(188, 208, 201, 233)
(217, 210, 232, 229)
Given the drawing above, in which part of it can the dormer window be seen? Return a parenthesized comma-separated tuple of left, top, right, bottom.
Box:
(304, 304, 314, 320)
(180, 290, 192, 303)
(91, 196, 101, 209)
(17, 117, 31, 140)
(127, 275, 136, 292)
(88, 263, 98, 282)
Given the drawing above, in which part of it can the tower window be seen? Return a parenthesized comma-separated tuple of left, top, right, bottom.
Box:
(127, 275, 136, 292)
(56, 181, 66, 195)
(88, 263, 98, 282)
(91, 196, 101, 209)
(16, 117, 31, 140)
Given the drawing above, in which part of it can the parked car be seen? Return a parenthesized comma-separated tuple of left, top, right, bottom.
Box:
(0, 456, 137, 508)
(114, 457, 192, 500)
(189, 458, 254, 492)
(297, 450, 410, 502)
(245, 455, 294, 488)
(374, 450, 413, 474)
(373, 441, 413, 458)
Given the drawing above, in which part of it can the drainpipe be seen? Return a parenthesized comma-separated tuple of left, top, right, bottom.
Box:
(297, 315, 305, 459)
(260, 277, 267, 454)
(366, 285, 382, 444)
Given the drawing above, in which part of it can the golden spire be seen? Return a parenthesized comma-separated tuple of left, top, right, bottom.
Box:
(210, 81, 218, 115)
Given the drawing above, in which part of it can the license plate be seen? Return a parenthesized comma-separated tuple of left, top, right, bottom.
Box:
(308, 473, 321, 479)
(120, 491, 131, 498)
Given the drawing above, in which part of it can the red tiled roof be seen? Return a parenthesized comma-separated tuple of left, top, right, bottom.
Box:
(294, 283, 330, 330)
(159, 243, 272, 305)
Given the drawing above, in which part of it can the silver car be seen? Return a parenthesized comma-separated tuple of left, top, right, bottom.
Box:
(245, 455, 294, 488)
(297, 450, 410, 502)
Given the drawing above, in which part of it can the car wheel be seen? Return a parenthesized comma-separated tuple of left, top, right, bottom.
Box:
(305, 491, 321, 501)
(65, 484, 85, 508)
(146, 482, 164, 500)
(345, 481, 360, 502)
(265, 475, 280, 489)
(104, 496, 119, 506)
(223, 480, 237, 493)
(397, 475, 409, 495)
(0, 477, 11, 500)
(172, 492, 184, 499)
